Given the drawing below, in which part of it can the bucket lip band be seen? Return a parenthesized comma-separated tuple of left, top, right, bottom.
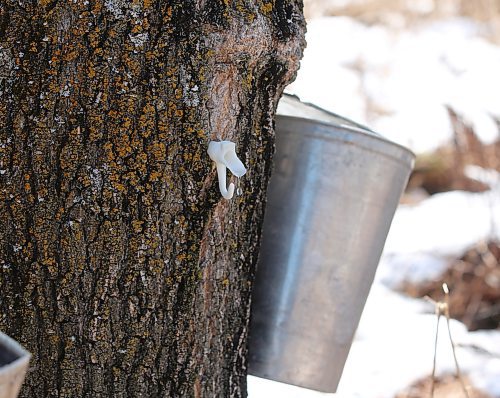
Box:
(277, 93, 415, 161)
(278, 93, 381, 137)
(276, 114, 416, 165)
(0, 332, 31, 377)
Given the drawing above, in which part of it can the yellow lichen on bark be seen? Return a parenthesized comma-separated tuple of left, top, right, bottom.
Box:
(0, 0, 305, 397)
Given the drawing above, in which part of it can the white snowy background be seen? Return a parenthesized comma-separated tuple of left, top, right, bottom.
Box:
(248, 1, 500, 397)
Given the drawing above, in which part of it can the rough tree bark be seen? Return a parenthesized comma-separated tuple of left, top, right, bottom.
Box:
(0, 1, 305, 397)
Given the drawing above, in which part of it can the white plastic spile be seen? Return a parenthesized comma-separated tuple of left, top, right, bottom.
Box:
(207, 140, 247, 200)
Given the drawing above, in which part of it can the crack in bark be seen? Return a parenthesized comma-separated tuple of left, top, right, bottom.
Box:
(0, 1, 305, 397)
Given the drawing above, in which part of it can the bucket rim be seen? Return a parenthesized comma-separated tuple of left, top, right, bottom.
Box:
(276, 114, 416, 163)
(279, 93, 382, 136)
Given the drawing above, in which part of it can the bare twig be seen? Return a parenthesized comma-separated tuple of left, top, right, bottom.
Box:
(426, 283, 471, 398)
(430, 308, 441, 397)
(442, 284, 470, 398)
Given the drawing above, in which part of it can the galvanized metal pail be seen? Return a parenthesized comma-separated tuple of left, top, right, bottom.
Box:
(0, 332, 31, 398)
(248, 95, 414, 393)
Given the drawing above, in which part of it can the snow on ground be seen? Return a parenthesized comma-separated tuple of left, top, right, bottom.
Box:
(287, 16, 500, 154)
(337, 284, 500, 398)
(378, 186, 500, 288)
(339, 184, 500, 398)
(248, 14, 500, 398)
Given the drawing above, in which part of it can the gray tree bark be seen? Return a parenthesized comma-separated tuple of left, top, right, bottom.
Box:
(0, 1, 305, 397)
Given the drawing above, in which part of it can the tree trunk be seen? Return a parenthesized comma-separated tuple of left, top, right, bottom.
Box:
(0, 1, 305, 397)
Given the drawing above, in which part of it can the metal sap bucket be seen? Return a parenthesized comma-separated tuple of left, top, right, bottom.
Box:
(248, 95, 414, 392)
(0, 332, 30, 398)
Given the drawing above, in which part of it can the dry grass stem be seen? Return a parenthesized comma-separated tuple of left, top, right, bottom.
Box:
(427, 283, 471, 398)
